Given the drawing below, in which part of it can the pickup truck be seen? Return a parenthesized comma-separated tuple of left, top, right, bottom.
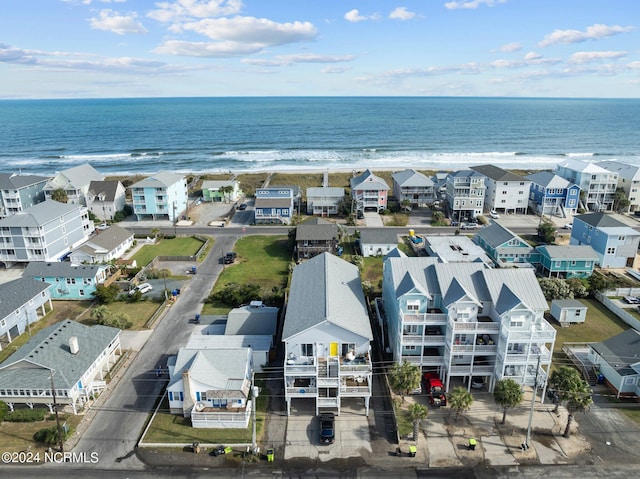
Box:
(319, 412, 335, 444)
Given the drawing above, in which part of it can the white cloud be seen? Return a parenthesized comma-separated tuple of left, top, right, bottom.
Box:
(344, 9, 379, 23)
(89, 9, 148, 35)
(538, 24, 635, 47)
(389, 7, 416, 21)
(444, 0, 506, 10)
(153, 40, 262, 57)
(500, 42, 521, 53)
(569, 51, 628, 64)
(628, 61, 640, 70)
(242, 53, 355, 67)
(147, 0, 243, 23)
(321, 66, 349, 74)
(62, 0, 126, 4)
(524, 51, 541, 61)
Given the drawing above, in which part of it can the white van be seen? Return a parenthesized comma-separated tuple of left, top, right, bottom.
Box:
(129, 282, 153, 296)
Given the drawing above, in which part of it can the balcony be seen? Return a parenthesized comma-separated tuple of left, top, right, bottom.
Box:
(448, 317, 500, 333)
(449, 365, 494, 375)
(284, 355, 316, 375)
(402, 334, 446, 346)
(401, 310, 447, 323)
(400, 355, 445, 367)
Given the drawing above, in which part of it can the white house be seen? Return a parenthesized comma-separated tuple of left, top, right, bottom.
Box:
(86, 180, 127, 221)
(599, 160, 640, 213)
(69, 225, 134, 264)
(556, 159, 618, 211)
(392, 169, 435, 207)
(550, 299, 588, 326)
(358, 228, 400, 258)
(167, 347, 253, 428)
(283, 253, 373, 416)
(130, 171, 188, 221)
(471, 165, 530, 214)
(201, 180, 242, 203)
(43, 164, 105, 206)
(0, 319, 121, 414)
(306, 187, 345, 216)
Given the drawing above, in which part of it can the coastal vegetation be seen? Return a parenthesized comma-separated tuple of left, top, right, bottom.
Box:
(131, 236, 205, 266)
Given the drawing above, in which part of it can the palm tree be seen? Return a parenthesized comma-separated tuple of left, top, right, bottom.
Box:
(220, 185, 234, 203)
(448, 386, 473, 421)
(408, 402, 428, 442)
(549, 366, 593, 438)
(388, 360, 421, 403)
(493, 378, 524, 425)
(549, 366, 581, 414)
(51, 188, 68, 203)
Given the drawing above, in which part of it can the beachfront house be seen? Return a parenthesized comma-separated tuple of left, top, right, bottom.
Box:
(570, 212, 640, 268)
(43, 164, 105, 207)
(283, 253, 373, 416)
(445, 170, 486, 221)
(0, 319, 121, 414)
(424, 235, 493, 265)
(550, 299, 588, 326)
(167, 346, 253, 428)
(470, 165, 530, 214)
(201, 180, 242, 203)
(0, 200, 94, 268)
(599, 160, 640, 213)
(0, 278, 52, 351)
(473, 222, 538, 267)
(525, 171, 580, 217)
(86, 180, 127, 221)
(350, 169, 389, 214)
(556, 159, 618, 212)
(358, 228, 400, 258)
(381, 257, 555, 393)
(254, 187, 295, 224)
(23, 262, 108, 300)
(306, 187, 345, 216)
(588, 329, 640, 399)
(535, 245, 599, 278)
(225, 303, 279, 338)
(130, 172, 188, 222)
(69, 224, 134, 264)
(295, 218, 339, 261)
(0, 174, 49, 219)
(392, 169, 435, 207)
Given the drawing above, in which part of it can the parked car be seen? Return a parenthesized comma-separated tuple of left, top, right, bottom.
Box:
(471, 377, 485, 389)
(489, 210, 499, 219)
(223, 252, 237, 264)
(461, 223, 479, 230)
(129, 282, 153, 296)
(238, 203, 247, 210)
(563, 223, 572, 229)
(319, 412, 335, 445)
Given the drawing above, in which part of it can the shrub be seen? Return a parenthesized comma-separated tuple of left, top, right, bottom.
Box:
(0, 401, 9, 421)
(6, 408, 47, 422)
(208, 282, 262, 307)
(34, 425, 73, 445)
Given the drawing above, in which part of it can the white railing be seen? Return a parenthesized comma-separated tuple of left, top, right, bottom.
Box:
(286, 387, 318, 396)
(402, 335, 446, 345)
(449, 320, 500, 332)
(317, 397, 339, 407)
(401, 311, 448, 323)
(340, 386, 370, 395)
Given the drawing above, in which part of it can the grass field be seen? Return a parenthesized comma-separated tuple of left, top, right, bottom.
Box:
(77, 299, 163, 330)
(0, 412, 84, 453)
(132, 237, 205, 266)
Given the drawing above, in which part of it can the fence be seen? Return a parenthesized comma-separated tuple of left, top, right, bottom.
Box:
(595, 292, 640, 331)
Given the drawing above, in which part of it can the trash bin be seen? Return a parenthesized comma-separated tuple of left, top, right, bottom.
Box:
(192, 441, 200, 454)
(597, 373, 605, 384)
(195, 314, 201, 324)
(468, 438, 477, 451)
(409, 445, 417, 457)
(266, 448, 274, 462)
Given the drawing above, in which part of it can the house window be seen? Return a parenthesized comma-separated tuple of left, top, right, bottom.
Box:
(301, 343, 313, 356)
(404, 324, 419, 334)
(179, 392, 184, 401)
(625, 377, 635, 385)
(341, 343, 356, 356)
(575, 310, 581, 316)
(79, 289, 85, 296)
(405, 345, 417, 351)
(406, 300, 420, 311)
(510, 318, 524, 328)
(0, 319, 5, 328)
(570, 261, 577, 266)
(585, 261, 591, 267)
(607, 247, 616, 255)
(66, 278, 76, 285)
(555, 260, 562, 268)
(618, 236, 626, 241)
(168, 391, 173, 401)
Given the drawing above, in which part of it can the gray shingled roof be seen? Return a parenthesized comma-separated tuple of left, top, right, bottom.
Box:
(24, 261, 106, 279)
(225, 305, 279, 336)
(599, 161, 640, 181)
(590, 329, 640, 376)
(471, 165, 526, 182)
(307, 187, 345, 197)
(474, 222, 523, 249)
(525, 171, 571, 189)
(282, 252, 372, 340)
(0, 278, 51, 319)
(88, 180, 121, 201)
(350, 169, 390, 191)
(0, 174, 50, 190)
(131, 171, 185, 188)
(74, 225, 133, 255)
(385, 257, 440, 299)
(536, 245, 599, 260)
(0, 319, 119, 390)
(359, 228, 400, 246)
(296, 221, 338, 241)
(187, 334, 273, 352)
(0, 200, 80, 227)
(434, 263, 489, 304)
(575, 212, 629, 228)
(392, 169, 434, 187)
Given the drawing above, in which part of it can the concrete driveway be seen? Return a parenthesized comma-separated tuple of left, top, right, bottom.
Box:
(364, 211, 384, 227)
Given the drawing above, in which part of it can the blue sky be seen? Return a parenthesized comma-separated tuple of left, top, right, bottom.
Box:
(0, 0, 638, 98)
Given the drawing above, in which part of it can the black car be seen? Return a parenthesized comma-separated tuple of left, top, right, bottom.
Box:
(223, 252, 237, 264)
(319, 412, 335, 445)
(238, 203, 247, 210)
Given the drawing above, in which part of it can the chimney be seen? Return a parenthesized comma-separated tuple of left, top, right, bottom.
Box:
(69, 336, 79, 355)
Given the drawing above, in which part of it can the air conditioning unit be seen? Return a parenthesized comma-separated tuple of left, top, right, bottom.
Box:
(194, 401, 206, 412)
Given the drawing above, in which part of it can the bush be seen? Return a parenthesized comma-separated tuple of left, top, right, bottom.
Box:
(6, 408, 47, 422)
(0, 400, 9, 421)
(34, 425, 73, 445)
(208, 282, 262, 307)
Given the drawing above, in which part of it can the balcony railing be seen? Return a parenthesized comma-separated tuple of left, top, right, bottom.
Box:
(449, 365, 495, 375)
(448, 319, 500, 333)
(286, 387, 318, 396)
(400, 355, 445, 366)
(401, 311, 447, 323)
(402, 334, 446, 346)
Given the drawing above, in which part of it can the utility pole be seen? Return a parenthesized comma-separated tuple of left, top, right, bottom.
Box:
(251, 372, 259, 454)
(50, 370, 64, 453)
(173, 201, 177, 237)
(524, 354, 542, 450)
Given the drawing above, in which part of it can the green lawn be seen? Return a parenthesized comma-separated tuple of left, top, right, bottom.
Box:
(132, 237, 205, 266)
(78, 299, 163, 330)
(551, 298, 630, 352)
(362, 256, 384, 294)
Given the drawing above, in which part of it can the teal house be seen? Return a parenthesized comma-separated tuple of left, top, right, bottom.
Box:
(23, 262, 108, 300)
(473, 222, 539, 266)
(535, 245, 599, 278)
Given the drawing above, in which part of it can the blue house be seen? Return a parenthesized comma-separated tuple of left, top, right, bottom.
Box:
(570, 212, 640, 268)
(535, 245, 599, 278)
(526, 171, 580, 217)
(23, 261, 108, 300)
(130, 172, 188, 222)
(254, 187, 295, 224)
(473, 222, 539, 267)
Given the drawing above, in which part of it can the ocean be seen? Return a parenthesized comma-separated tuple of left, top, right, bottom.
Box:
(0, 97, 639, 176)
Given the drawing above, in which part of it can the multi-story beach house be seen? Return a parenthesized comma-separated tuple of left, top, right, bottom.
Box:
(381, 257, 555, 393)
(392, 169, 435, 207)
(445, 170, 486, 221)
(130, 172, 188, 222)
(0, 277, 52, 351)
(295, 218, 339, 261)
(43, 164, 105, 206)
(254, 187, 295, 224)
(599, 160, 640, 213)
(534, 245, 599, 279)
(470, 165, 530, 214)
(0, 200, 94, 268)
(473, 222, 538, 267)
(86, 180, 127, 221)
(23, 262, 108, 300)
(350, 169, 389, 214)
(283, 253, 373, 416)
(201, 180, 242, 203)
(306, 187, 345, 216)
(556, 159, 618, 212)
(526, 171, 580, 217)
(0, 174, 49, 218)
(569, 212, 640, 268)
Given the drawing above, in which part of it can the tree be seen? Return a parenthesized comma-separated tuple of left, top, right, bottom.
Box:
(401, 199, 412, 212)
(151, 227, 160, 240)
(448, 386, 473, 421)
(208, 282, 262, 307)
(538, 220, 556, 244)
(566, 278, 588, 298)
(549, 366, 592, 437)
(493, 379, 524, 425)
(221, 185, 234, 203)
(91, 305, 110, 322)
(588, 272, 615, 295)
(613, 187, 630, 213)
(51, 188, 68, 203)
(408, 402, 428, 442)
(93, 284, 121, 304)
(538, 277, 573, 300)
(388, 360, 421, 403)
(34, 425, 72, 446)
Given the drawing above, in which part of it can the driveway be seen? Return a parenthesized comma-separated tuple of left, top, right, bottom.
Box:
(364, 211, 384, 227)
